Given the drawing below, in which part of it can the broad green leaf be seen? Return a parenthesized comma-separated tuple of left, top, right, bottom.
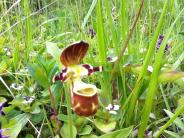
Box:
(46, 41, 61, 64)
(25, 134, 34, 138)
(78, 125, 92, 135)
(94, 119, 116, 133)
(3, 113, 30, 138)
(158, 71, 184, 83)
(58, 114, 68, 122)
(46, 42, 60, 59)
(99, 126, 133, 138)
(28, 64, 50, 88)
(54, 135, 60, 138)
(60, 123, 77, 138)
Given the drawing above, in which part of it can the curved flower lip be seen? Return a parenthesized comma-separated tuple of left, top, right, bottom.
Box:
(60, 41, 89, 66)
(72, 80, 98, 97)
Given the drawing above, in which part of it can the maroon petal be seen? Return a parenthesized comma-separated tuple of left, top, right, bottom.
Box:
(82, 64, 103, 76)
(52, 68, 68, 83)
(60, 41, 89, 66)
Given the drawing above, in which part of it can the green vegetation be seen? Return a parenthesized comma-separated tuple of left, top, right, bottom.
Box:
(0, 0, 184, 138)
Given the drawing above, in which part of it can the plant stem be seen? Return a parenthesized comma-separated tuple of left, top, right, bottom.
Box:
(111, 0, 144, 78)
(49, 88, 57, 116)
(43, 106, 55, 137)
(65, 84, 73, 138)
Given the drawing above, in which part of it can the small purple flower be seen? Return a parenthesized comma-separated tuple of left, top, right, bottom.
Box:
(0, 128, 9, 138)
(0, 98, 6, 116)
(88, 28, 96, 39)
(0, 103, 5, 116)
(156, 35, 170, 53)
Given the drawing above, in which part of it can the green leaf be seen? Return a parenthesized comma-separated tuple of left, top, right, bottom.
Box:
(81, 134, 99, 138)
(164, 109, 184, 130)
(82, 0, 97, 29)
(46, 42, 61, 60)
(26, 134, 34, 138)
(60, 123, 77, 138)
(78, 125, 92, 135)
(54, 135, 60, 138)
(0, 61, 8, 74)
(94, 119, 116, 133)
(28, 57, 57, 89)
(158, 71, 184, 83)
(10, 97, 31, 112)
(0, 97, 7, 103)
(99, 126, 133, 138)
(58, 114, 68, 122)
(28, 64, 50, 88)
(164, 130, 181, 138)
(3, 113, 30, 138)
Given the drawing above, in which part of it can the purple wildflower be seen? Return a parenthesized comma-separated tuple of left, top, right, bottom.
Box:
(88, 28, 96, 39)
(0, 100, 6, 116)
(0, 127, 9, 138)
(156, 35, 170, 53)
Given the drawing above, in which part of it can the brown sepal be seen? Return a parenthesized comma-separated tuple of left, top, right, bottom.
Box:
(60, 41, 89, 66)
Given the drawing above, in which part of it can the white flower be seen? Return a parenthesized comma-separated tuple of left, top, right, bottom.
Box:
(105, 104, 120, 115)
(10, 83, 23, 91)
(147, 66, 153, 72)
(22, 96, 35, 104)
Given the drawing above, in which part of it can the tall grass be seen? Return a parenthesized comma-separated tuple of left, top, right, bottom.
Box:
(0, 0, 184, 137)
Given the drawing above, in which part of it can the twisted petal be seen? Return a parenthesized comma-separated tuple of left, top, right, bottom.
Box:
(82, 64, 103, 76)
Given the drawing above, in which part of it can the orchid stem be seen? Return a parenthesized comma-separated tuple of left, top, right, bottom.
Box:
(65, 84, 73, 138)
(49, 88, 57, 116)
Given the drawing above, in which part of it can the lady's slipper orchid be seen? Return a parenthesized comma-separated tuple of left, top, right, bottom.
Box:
(53, 41, 102, 116)
(53, 41, 102, 83)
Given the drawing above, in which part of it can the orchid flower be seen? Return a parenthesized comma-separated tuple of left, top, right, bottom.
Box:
(53, 41, 102, 116)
